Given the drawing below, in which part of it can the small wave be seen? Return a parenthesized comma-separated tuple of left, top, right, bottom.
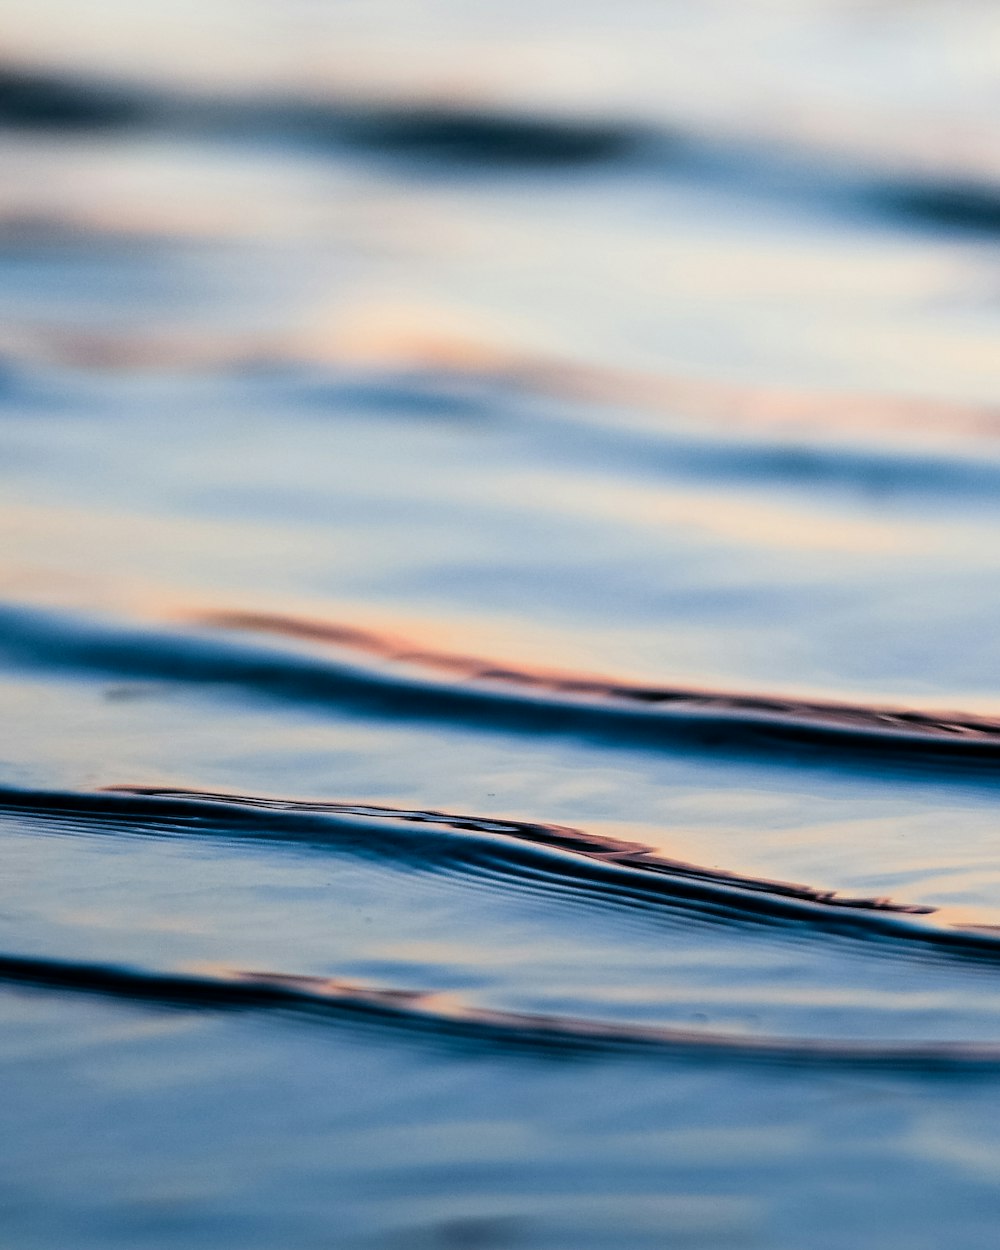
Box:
(4, 951, 1000, 1072)
(202, 609, 1000, 763)
(883, 181, 1000, 235)
(512, 357, 1000, 447)
(104, 784, 932, 916)
(13, 781, 1000, 972)
(5, 603, 1000, 773)
(7, 306, 998, 464)
(0, 58, 639, 167)
(3, 58, 1000, 237)
(0, 782, 930, 932)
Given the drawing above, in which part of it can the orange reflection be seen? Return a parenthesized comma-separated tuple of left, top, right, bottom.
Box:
(195, 607, 1000, 751)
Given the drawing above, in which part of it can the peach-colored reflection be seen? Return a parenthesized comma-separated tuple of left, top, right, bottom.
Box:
(2, 496, 1000, 715)
(195, 607, 1000, 750)
(289, 302, 1000, 443)
(5, 295, 1000, 441)
(182, 962, 1000, 1065)
(117, 783, 932, 916)
(517, 471, 913, 554)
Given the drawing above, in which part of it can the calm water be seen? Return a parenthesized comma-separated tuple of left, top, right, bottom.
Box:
(4, 3, 1000, 1247)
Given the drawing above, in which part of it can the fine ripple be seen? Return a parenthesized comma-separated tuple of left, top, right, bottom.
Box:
(11, 782, 1000, 970)
(202, 610, 1000, 762)
(107, 785, 931, 915)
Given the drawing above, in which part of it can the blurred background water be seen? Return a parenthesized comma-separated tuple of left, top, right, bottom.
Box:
(3, 2, 1000, 1247)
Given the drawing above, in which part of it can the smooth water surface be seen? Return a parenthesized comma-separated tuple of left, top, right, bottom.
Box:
(3, 3, 1000, 1246)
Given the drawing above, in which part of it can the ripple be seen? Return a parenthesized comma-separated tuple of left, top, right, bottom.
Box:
(109, 784, 931, 915)
(5, 951, 1000, 1073)
(3, 57, 999, 237)
(6, 602, 1000, 774)
(201, 609, 1000, 765)
(10, 782, 1000, 974)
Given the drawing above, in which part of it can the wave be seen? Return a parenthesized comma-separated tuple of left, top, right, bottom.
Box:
(882, 181, 1000, 235)
(14, 781, 1000, 973)
(5, 603, 1000, 774)
(291, 358, 1000, 498)
(4, 333, 999, 521)
(0, 59, 641, 166)
(200, 609, 1000, 763)
(2, 58, 999, 235)
(4, 950, 1000, 1073)
(8, 319, 1000, 476)
(103, 784, 930, 916)
(509, 357, 1000, 449)
(293, 101, 642, 165)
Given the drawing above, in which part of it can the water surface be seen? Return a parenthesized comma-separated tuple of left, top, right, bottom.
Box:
(3, 3, 1000, 1246)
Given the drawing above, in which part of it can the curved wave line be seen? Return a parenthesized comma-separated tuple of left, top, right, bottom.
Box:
(3, 59, 999, 233)
(7, 314, 1000, 457)
(0, 781, 931, 933)
(13, 781, 1000, 973)
(199, 609, 1000, 761)
(5, 603, 1000, 771)
(3, 951, 1000, 1072)
(108, 784, 930, 916)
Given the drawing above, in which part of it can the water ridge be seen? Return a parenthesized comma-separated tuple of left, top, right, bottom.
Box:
(6, 604, 1000, 773)
(13, 783, 1000, 970)
(5, 951, 1000, 1073)
(2, 58, 999, 235)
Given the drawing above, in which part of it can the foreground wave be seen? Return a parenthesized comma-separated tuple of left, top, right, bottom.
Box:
(107, 784, 931, 915)
(204, 609, 1000, 756)
(5, 604, 1000, 773)
(15, 782, 1000, 969)
(5, 951, 1000, 1073)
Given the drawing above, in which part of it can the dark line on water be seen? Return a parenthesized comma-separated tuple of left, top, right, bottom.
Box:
(107, 784, 931, 915)
(3, 951, 1000, 1073)
(5, 605, 1000, 778)
(0, 63, 157, 130)
(1, 58, 998, 234)
(881, 182, 1000, 236)
(0, 60, 643, 166)
(305, 102, 641, 165)
(8, 781, 1000, 970)
(203, 609, 1000, 761)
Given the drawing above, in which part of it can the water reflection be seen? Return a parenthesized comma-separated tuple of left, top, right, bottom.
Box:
(3, 1, 1000, 1247)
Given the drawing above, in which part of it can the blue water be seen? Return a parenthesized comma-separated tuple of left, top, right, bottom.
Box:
(3, 3, 1000, 1246)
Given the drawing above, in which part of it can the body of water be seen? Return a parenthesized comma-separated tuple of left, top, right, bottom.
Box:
(3, 3, 1000, 1246)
